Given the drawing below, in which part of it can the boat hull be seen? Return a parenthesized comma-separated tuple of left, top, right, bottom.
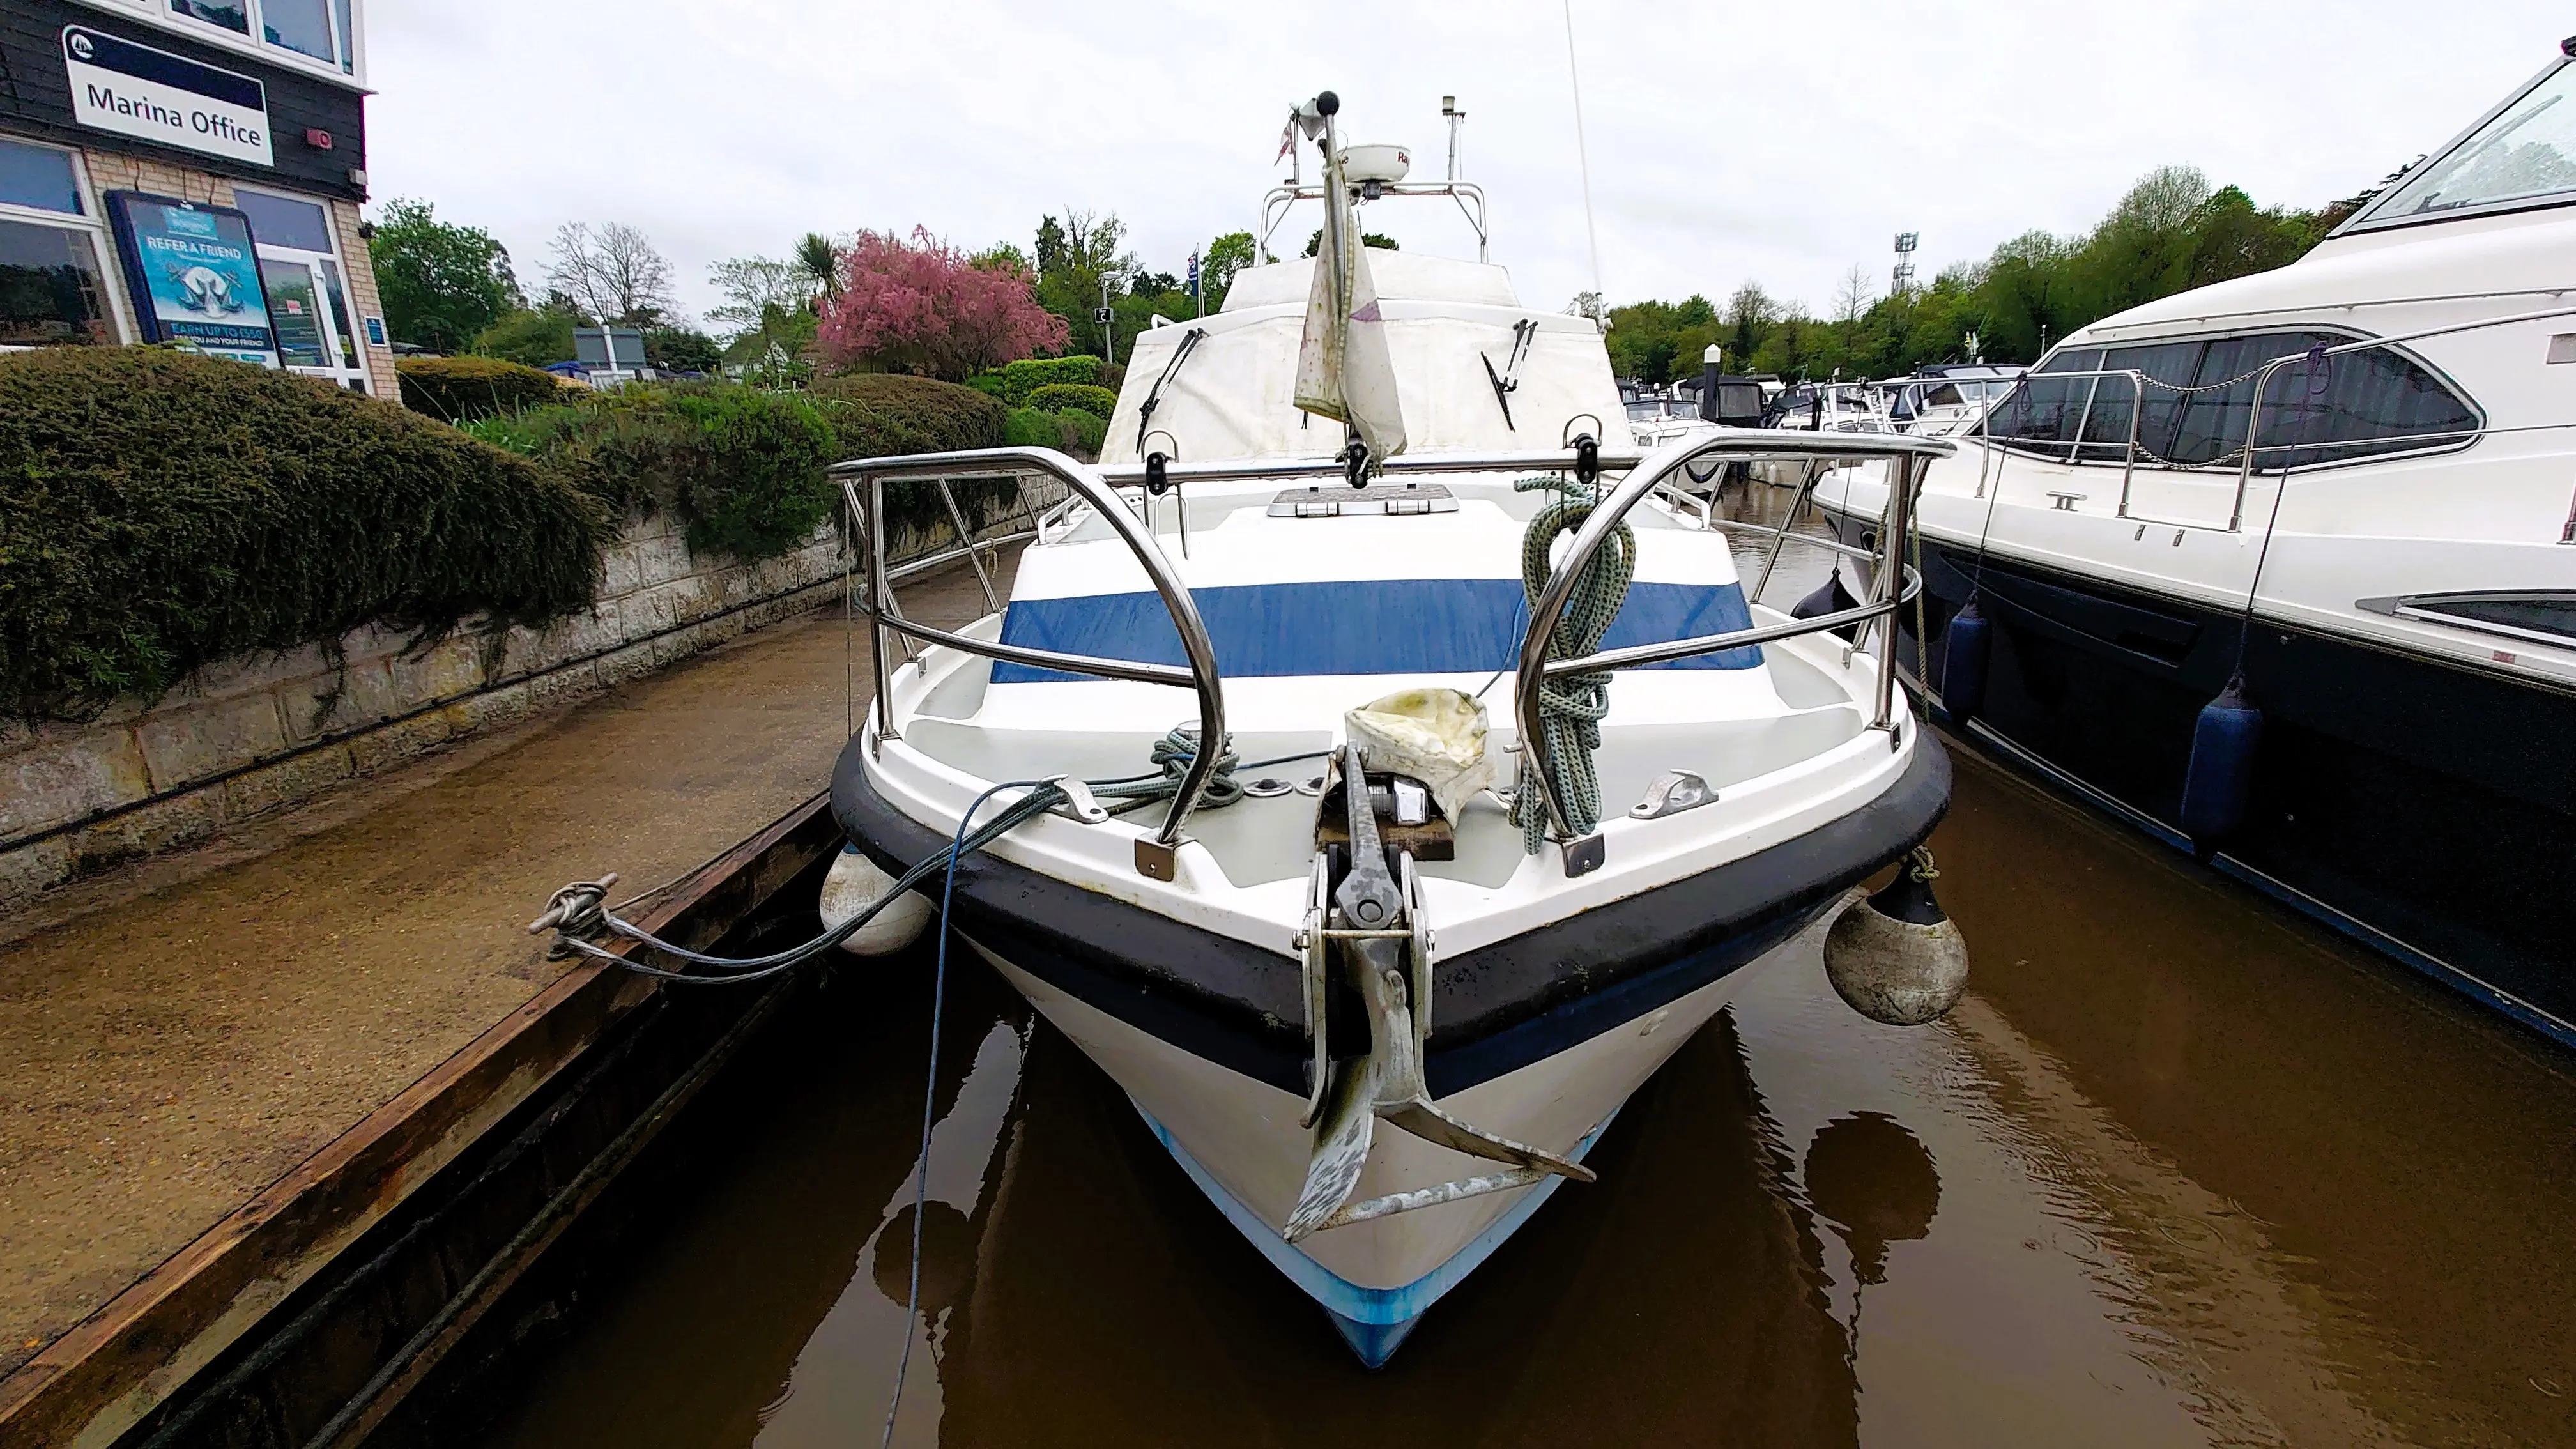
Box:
(1886, 539, 2576, 1045)
(971, 926, 1790, 1363)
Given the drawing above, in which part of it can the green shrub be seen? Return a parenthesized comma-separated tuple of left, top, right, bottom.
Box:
(1002, 406, 1062, 450)
(1003, 406, 1107, 458)
(1023, 383, 1119, 418)
(1056, 407, 1108, 456)
(809, 372, 1006, 456)
(663, 388, 837, 558)
(997, 354, 1100, 403)
(395, 355, 563, 422)
(1, 349, 603, 721)
(963, 374, 1009, 400)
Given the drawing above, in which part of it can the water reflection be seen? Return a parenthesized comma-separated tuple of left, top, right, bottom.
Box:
(469, 702, 2576, 1448)
(1804, 1112, 1940, 1288)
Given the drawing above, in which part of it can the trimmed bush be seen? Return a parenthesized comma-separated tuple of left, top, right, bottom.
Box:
(997, 354, 1100, 404)
(809, 372, 1006, 456)
(395, 355, 563, 422)
(1003, 406, 1107, 459)
(1023, 383, 1119, 419)
(962, 373, 1009, 401)
(665, 388, 837, 558)
(1, 349, 604, 722)
(1057, 407, 1108, 456)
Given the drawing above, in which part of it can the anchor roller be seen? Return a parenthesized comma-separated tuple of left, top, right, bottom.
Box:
(820, 843, 933, 956)
(1823, 847, 1969, 1027)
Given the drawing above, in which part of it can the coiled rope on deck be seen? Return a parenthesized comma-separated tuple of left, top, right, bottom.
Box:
(1509, 474, 1634, 853)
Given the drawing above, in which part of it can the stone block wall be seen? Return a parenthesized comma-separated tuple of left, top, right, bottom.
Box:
(0, 498, 983, 909)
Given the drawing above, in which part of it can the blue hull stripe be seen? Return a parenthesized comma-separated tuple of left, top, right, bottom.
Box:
(992, 578, 1762, 683)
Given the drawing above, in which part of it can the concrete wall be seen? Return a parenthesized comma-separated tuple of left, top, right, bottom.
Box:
(1, 512, 861, 910)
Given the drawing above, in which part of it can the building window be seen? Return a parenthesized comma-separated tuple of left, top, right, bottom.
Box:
(169, 0, 356, 73)
(236, 185, 369, 388)
(0, 138, 114, 348)
(261, 0, 337, 65)
(171, 0, 251, 38)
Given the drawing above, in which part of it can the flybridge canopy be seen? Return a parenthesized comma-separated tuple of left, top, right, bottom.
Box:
(1221, 253, 1519, 312)
(1101, 256, 1624, 466)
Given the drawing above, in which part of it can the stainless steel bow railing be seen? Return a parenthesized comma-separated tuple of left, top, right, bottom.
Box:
(1514, 429, 1957, 845)
(832, 445, 1229, 847)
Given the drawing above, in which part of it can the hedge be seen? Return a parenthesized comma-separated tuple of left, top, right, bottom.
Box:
(1004, 406, 1107, 457)
(2, 349, 604, 722)
(1022, 382, 1119, 418)
(809, 372, 1006, 455)
(996, 354, 1100, 404)
(395, 355, 563, 422)
(471, 378, 1022, 559)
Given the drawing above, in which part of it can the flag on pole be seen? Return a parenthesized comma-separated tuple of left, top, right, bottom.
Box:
(1294, 139, 1406, 464)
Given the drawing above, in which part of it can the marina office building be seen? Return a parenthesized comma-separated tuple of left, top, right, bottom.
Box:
(0, 0, 392, 394)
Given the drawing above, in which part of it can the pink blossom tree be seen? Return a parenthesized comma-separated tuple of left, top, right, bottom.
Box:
(815, 227, 1069, 381)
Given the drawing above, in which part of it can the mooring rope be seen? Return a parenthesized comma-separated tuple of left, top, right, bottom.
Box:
(1508, 474, 1634, 853)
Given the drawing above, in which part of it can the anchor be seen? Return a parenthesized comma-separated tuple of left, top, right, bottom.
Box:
(1284, 748, 1592, 1243)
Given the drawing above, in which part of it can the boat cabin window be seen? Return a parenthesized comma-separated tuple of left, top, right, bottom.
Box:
(2354, 59, 2576, 229)
(1989, 332, 2479, 470)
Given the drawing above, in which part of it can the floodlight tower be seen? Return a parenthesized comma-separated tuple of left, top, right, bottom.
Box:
(1892, 231, 1919, 298)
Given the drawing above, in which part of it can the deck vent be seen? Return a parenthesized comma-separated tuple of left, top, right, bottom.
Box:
(1269, 482, 1459, 518)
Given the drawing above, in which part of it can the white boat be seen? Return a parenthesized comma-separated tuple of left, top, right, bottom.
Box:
(829, 92, 1959, 1363)
(1813, 40, 2576, 1047)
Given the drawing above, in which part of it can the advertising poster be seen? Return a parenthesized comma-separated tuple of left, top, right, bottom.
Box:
(104, 191, 280, 368)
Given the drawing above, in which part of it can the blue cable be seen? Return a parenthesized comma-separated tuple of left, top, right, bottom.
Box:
(878, 778, 1043, 1448)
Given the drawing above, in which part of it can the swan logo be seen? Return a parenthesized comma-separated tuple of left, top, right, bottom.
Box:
(172, 264, 244, 316)
(67, 31, 92, 61)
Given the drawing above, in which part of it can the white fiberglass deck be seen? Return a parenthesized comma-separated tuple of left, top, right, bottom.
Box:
(866, 468, 1916, 967)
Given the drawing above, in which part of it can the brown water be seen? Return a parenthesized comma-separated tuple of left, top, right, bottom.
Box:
(468, 485, 2576, 1448)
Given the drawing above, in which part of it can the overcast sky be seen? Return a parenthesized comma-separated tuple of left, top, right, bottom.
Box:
(366, 1, 2570, 328)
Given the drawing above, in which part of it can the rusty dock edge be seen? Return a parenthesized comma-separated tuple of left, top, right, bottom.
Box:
(0, 795, 844, 1449)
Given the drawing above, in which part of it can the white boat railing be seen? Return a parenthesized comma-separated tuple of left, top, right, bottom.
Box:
(1512, 430, 1952, 846)
(836, 431, 1953, 863)
(1967, 300, 2576, 532)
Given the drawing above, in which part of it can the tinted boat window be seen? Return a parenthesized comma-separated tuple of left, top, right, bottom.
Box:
(1985, 349, 2100, 458)
(2078, 340, 2202, 461)
(2255, 344, 2481, 468)
(2166, 333, 2332, 465)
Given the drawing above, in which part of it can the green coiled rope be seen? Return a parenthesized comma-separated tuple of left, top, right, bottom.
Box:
(1510, 475, 1635, 854)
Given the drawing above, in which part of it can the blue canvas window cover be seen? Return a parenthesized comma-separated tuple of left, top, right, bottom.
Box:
(990, 578, 1764, 684)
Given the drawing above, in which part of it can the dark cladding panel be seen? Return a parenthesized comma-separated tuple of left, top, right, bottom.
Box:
(0, 0, 365, 201)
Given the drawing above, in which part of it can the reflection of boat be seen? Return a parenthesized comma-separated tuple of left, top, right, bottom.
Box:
(830, 90, 1953, 1363)
(1885, 364, 2027, 435)
(1816, 41, 2576, 1046)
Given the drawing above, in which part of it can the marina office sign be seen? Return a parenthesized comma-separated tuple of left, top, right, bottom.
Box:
(61, 25, 273, 167)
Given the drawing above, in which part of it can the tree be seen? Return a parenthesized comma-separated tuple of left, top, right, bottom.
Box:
(1302, 229, 1399, 256)
(643, 326, 723, 374)
(794, 233, 843, 303)
(473, 295, 583, 368)
(817, 225, 1070, 380)
(1034, 210, 1138, 355)
(707, 254, 818, 380)
(366, 198, 518, 354)
(1201, 231, 1256, 311)
(546, 222, 680, 328)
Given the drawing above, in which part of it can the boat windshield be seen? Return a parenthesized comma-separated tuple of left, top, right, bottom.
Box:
(2358, 58, 2576, 226)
